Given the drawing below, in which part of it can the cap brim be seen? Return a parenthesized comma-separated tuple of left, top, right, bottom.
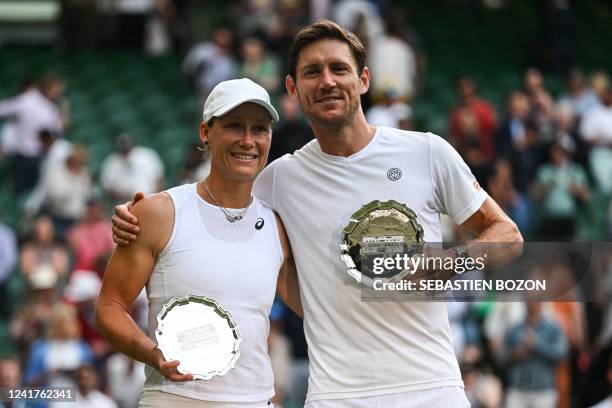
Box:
(212, 99, 280, 122)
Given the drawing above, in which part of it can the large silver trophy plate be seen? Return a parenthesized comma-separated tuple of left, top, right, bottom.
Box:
(155, 294, 241, 380)
(340, 200, 424, 287)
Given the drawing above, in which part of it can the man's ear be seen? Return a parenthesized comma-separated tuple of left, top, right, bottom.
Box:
(358, 67, 371, 95)
(285, 75, 298, 102)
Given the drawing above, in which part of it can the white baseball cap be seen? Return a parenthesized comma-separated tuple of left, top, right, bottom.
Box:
(203, 78, 279, 123)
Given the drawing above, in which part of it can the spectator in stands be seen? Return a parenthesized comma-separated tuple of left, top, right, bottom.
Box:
(0, 75, 67, 193)
(51, 364, 117, 408)
(333, 0, 384, 45)
(100, 133, 165, 203)
(0, 356, 24, 408)
(20, 215, 69, 283)
(259, 0, 309, 68)
(0, 77, 35, 159)
(579, 86, 612, 195)
(524, 67, 555, 141)
(183, 28, 236, 98)
(25, 130, 73, 217)
(590, 71, 610, 101)
(551, 287, 588, 408)
(497, 90, 530, 158)
(558, 69, 601, 120)
(366, 88, 413, 130)
(9, 264, 59, 357)
(63, 271, 110, 359)
(505, 301, 567, 408)
(487, 158, 531, 236)
(177, 142, 210, 184)
(105, 353, 146, 408)
(24, 303, 94, 395)
(0, 217, 17, 319)
(449, 75, 498, 184)
(235, 0, 277, 37)
(267, 94, 314, 163)
(238, 37, 281, 98)
(449, 75, 498, 165)
(35, 145, 92, 236)
(67, 197, 114, 272)
(532, 143, 590, 240)
(497, 92, 544, 192)
(368, 18, 417, 102)
(461, 361, 503, 408)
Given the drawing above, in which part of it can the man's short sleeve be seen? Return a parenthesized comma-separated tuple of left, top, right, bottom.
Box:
(430, 134, 488, 225)
(254, 160, 278, 210)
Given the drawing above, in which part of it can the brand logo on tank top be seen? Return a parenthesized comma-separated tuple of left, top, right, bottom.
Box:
(387, 167, 402, 181)
(255, 217, 264, 230)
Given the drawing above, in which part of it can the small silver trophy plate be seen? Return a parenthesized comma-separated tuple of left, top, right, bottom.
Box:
(340, 200, 424, 287)
(155, 295, 241, 380)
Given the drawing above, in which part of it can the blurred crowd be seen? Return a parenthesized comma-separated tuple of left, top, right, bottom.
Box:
(0, 1, 611, 407)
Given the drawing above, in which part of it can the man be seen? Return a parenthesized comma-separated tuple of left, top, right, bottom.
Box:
(0, 75, 67, 193)
(100, 133, 165, 202)
(97, 78, 301, 407)
(504, 302, 566, 408)
(113, 21, 522, 407)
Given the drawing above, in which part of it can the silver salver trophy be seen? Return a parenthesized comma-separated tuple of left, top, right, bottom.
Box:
(155, 294, 241, 380)
(340, 200, 425, 287)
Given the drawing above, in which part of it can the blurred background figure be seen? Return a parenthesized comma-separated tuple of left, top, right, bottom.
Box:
(0, 356, 24, 408)
(558, 68, 601, 121)
(32, 145, 92, 237)
(532, 143, 590, 240)
(183, 27, 236, 98)
(63, 270, 110, 359)
(23, 303, 93, 392)
(580, 85, 612, 196)
(368, 17, 417, 103)
(66, 197, 114, 272)
(100, 133, 165, 203)
(0, 216, 17, 320)
(523, 67, 555, 141)
(505, 301, 567, 408)
(238, 37, 280, 101)
(0, 75, 68, 194)
(268, 94, 314, 163)
(10, 264, 60, 358)
(50, 363, 117, 408)
(19, 215, 69, 284)
(487, 158, 532, 237)
(366, 88, 413, 130)
(105, 353, 146, 408)
(177, 141, 210, 184)
(448, 75, 498, 184)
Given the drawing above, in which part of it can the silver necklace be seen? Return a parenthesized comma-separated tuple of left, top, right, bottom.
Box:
(203, 179, 253, 223)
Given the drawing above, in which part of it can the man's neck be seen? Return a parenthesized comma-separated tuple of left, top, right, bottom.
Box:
(198, 174, 253, 208)
(312, 112, 376, 157)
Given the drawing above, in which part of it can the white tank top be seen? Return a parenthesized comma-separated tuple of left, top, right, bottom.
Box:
(143, 183, 282, 403)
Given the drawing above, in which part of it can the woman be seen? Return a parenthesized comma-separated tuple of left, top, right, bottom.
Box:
(96, 78, 300, 408)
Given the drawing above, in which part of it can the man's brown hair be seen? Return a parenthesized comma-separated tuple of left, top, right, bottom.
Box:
(287, 20, 367, 80)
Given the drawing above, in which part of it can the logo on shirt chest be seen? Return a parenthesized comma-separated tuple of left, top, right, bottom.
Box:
(387, 167, 402, 181)
(255, 218, 264, 230)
